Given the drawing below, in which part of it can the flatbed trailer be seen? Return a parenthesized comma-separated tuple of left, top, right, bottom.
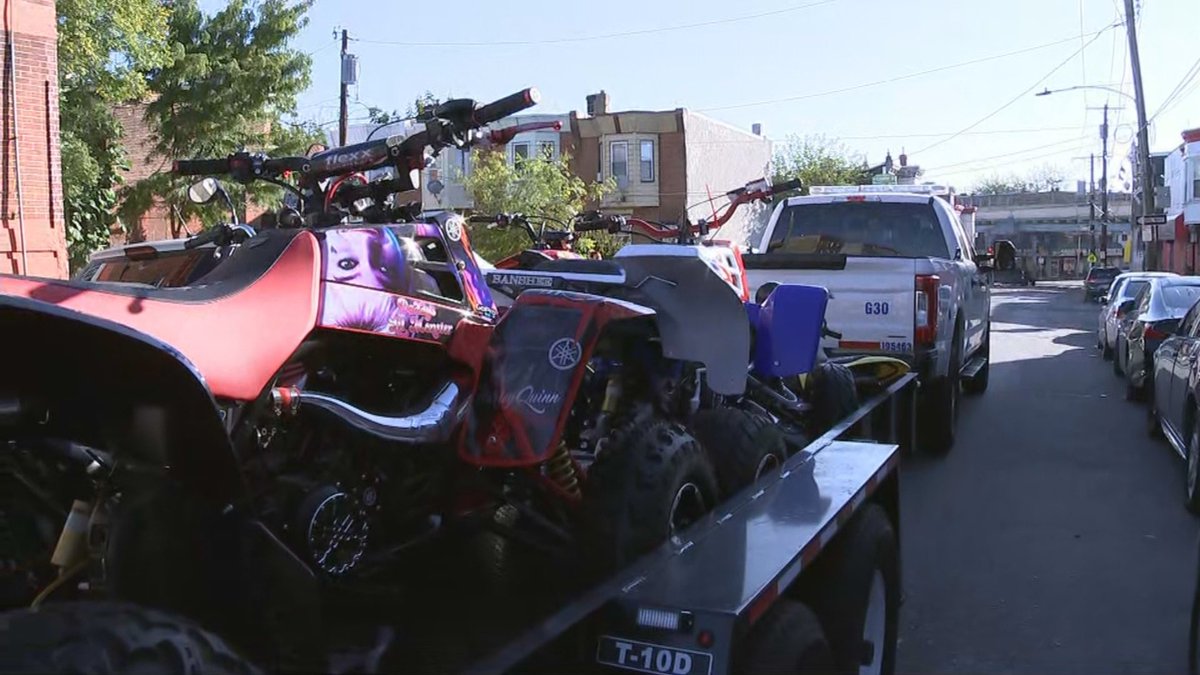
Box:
(462, 371, 917, 675)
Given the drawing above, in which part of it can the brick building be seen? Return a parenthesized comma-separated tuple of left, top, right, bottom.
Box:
(567, 91, 773, 244)
(0, 0, 66, 278)
(113, 102, 272, 246)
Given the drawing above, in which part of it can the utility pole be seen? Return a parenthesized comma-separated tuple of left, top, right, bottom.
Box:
(1101, 102, 1109, 266)
(1124, 0, 1154, 270)
(1089, 153, 1097, 262)
(338, 28, 349, 147)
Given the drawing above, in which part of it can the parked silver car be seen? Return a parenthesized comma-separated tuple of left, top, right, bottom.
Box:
(1097, 271, 1178, 360)
(1117, 276, 1200, 401)
(1149, 294, 1200, 512)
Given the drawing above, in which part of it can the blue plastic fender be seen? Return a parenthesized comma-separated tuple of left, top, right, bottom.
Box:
(751, 283, 829, 378)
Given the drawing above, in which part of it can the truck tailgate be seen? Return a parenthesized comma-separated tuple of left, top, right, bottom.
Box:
(745, 255, 918, 356)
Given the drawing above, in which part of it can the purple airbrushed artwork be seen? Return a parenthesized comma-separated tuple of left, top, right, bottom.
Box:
(319, 283, 466, 344)
(318, 225, 475, 343)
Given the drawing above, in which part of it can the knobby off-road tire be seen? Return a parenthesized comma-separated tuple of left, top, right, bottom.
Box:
(809, 362, 860, 437)
(802, 505, 900, 675)
(583, 419, 719, 571)
(691, 408, 787, 496)
(0, 601, 260, 675)
(739, 600, 835, 675)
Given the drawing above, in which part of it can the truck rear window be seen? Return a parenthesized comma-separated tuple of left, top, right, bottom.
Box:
(766, 202, 950, 258)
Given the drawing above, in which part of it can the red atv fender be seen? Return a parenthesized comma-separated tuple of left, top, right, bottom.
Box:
(460, 290, 653, 468)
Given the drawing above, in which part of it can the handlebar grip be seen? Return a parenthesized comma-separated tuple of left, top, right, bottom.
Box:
(173, 158, 231, 176)
(183, 227, 219, 249)
(473, 88, 540, 126)
(772, 178, 803, 194)
(467, 214, 497, 224)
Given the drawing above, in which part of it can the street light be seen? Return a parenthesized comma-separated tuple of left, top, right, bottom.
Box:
(1037, 84, 1152, 270)
(1035, 85, 1136, 103)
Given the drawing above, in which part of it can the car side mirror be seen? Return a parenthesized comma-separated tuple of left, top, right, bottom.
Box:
(1099, 295, 1108, 305)
(1119, 300, 1136, 315)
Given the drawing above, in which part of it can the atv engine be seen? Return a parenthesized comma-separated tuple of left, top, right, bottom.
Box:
(246, 406, 449, 579)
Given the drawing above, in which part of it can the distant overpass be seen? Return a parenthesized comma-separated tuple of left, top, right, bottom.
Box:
(960, 191, 1135, 275)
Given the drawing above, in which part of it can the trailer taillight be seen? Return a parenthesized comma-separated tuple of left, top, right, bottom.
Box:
(915, 274, 939, 346)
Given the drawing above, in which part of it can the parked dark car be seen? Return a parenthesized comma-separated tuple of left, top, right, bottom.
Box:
(1085, 266, 1121, 302)
(1120, 277, 1200, 401)
(1149, 294, 1200, 512)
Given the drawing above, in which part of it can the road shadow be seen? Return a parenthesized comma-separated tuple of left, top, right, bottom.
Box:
(898, 282, 1198, 675)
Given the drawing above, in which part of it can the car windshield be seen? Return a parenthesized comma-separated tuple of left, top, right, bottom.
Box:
(766, 201, 949, 258)
(1159, 284, 1200, 311)
(1089, 268, 1119, 281)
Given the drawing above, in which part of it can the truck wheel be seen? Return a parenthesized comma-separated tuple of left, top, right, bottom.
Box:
(919, 329, 961, 455)
(739, 600, 834, 675)
(801, 505, 899, 675)
(1113, 337, 1125, 376)
(583, 420, 719, 570)
(1102, 340, 1113, 360)
(0, 601, 260, 674)
(961, 323, 990, 395)
(1186, 419, 1200, 515)
(810, 362, 859, 436)
(691, 408, 787, 496)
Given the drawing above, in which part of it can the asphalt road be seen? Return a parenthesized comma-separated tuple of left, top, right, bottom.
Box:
(897, 282, 1199, 675)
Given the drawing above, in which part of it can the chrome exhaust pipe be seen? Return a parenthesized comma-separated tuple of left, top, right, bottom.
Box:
(298, 382, 466, 444)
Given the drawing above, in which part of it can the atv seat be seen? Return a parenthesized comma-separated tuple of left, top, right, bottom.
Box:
(534, 259, 624, 276)
(0, 230, 321, 401)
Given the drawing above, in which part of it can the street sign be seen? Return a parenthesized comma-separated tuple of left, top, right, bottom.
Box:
(1087, 252, 1097, 264)
(1137, 214, 1168, 226)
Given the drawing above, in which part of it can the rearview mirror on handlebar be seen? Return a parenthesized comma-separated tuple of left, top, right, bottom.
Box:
(187, 178, 221, 205)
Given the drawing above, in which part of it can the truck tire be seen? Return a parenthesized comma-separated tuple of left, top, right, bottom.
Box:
(691, 408, 787, 496)
(962, 323, 990, 395)
(583, 420, 719, 570)
(1113, 336, 1125, 375)
(0, 601, 260, 675)
(919, 327, 961, 455)
(810, 362, 859, 436)
(739, 599, 835, 675)
(802, 505, 899, 675)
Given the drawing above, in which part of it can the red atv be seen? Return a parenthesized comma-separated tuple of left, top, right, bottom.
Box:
(0, 90, 758, 672)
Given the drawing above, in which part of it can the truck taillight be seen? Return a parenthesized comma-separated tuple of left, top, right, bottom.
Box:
(915, 274, 939, 346)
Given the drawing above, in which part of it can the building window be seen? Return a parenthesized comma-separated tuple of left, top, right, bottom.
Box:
(610, 141, 628, 185)
(537, 140, 556, 160)
(512, 142, 530, 165)
(1190, 157, 1200, 201)
(639, 139, 655, 182)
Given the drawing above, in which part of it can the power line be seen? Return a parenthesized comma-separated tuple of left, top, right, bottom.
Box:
(677, 126, 1082, 145)
(936, 142, 1097, 182)
(697, 29, 1111, 113)
(353, 0, 838, 47)
(1149, 53, 1200, 122)
(912, 24, 1118, 156)
(923, 135, 1093, 173)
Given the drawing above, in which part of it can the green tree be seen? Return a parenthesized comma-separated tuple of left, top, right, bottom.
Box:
(771, 134, 871, 196)
(118, 0, 321, 230)
(57, 0, 173, 270)
(461, 149, 614, 261)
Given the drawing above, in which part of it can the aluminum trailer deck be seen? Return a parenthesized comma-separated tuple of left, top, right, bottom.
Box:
(465, 371, 917, 675)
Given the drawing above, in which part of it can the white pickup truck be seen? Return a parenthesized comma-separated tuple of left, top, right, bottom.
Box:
(743, 184, 992, 453)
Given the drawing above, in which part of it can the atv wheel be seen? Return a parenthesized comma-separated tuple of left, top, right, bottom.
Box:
(809, 362, 860, 436)
(584, 420, 718, 570)
(691, 408, 787, 496)
(0, 601, 260, 674)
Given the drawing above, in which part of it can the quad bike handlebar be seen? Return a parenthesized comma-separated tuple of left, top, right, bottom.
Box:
(172, 87, 541, 222)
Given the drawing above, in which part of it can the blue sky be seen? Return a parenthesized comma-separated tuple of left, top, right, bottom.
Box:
(215, 0, 1198, 191)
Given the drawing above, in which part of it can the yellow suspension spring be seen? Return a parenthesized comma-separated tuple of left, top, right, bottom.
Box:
(546, 443, 581, 498)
